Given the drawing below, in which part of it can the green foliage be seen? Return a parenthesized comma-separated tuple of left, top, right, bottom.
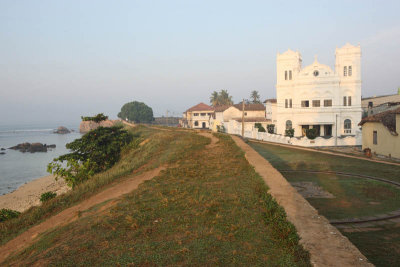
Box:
(40, 192, 57, 202)
(0, 209, 20, 222)
(254, 123, 266, 132)
(48, 125, 133, 188)
(250, 90, 261, 104)
(209, 89, 233, 107)
(305, 128, 318, 139)
(285, 128, 294, 137)
(267, 124, 275, 134)
(81, 113, 108, 123)
(118, 101, 154, 123)
(216, 125, 225, 133)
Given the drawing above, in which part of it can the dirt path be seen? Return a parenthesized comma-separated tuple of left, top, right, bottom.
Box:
(0, 167, 165, 263)
(250, 139, 400, 167)
(197, 131, 218, 148)
(232, 136, 373, 267)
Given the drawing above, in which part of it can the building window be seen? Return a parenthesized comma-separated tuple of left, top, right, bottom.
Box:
(289, 70, 292, 80)
(348, 96, 352, 106)
(285, 71, 288, 80)
(244, 112, 247, 116)
(301, 100, 309, 107)
(344, 66, 347, 76)
(285, 99, 288, 108)
(344, 119, 351, 134)
(200, 113, 206, 116)
(368, 101, 373, 108)
(194, 113, 199, 116)
(373, 131, 377, 145)
(312, 100, 320, 107)
(289, 99, 292, 108)
(343, 96, 347, 106)
(286, 120, 292, 130)
(194, 121, 199, 126)
(324, 99, 332, 107)
(348, 66, 352, 76)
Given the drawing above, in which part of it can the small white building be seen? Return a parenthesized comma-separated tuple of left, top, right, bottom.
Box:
(264, 99, 277, 127)
(181, 102, 214, 129)
(275, 43, 362, 143)
(210, 103, 269, 133)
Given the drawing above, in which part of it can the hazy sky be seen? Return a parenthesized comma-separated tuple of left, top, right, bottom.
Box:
(1, 0, 399, 126)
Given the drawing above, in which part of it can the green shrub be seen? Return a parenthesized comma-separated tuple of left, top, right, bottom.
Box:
(305, 128, 318, 139)
(81, 113, 108, 123)
(285, 128, 294, 137)
(267, 124, 275, 134)
(216, 125, 225, 133)
(0, 209, 20, 222)
(48, 125, 133, 188)
(40, 192, 57, 202)
(254, 123, 266, 132)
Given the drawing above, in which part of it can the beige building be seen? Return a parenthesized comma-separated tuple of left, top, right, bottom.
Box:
(181, 102, 214, 129)
(210, 103, 269, 132)
(359, 107, 400, 159)
(362, 89, 400, 117)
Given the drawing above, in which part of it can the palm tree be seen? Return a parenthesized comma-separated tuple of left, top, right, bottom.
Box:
(210, 91, 219, 107)
(250, 90, 261, 104)
(209, 90, 233, 107)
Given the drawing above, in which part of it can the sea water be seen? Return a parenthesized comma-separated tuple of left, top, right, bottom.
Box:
(0, 124, 82, 195)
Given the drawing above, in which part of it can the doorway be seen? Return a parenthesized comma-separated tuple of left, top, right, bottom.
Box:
(202, 122, 206, 128)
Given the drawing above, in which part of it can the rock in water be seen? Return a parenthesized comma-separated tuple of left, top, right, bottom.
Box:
(54, 126, 71, 134)
(0, 148, 5, 151)
(0, 152, 5, 155)
(9, 142, 48, 153)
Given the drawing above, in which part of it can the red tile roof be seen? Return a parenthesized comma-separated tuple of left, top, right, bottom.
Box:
(185, 102, 214, 112)
(214, 105, 231, 112)
(359, 107, 400, 134)
(233, 103, 265, 111)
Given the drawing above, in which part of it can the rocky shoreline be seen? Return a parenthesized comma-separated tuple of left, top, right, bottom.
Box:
(9, 142, 56, 153)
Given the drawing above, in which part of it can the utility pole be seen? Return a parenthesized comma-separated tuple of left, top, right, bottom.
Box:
(166, 110, 169, 126)
(242, 99, 245, 137)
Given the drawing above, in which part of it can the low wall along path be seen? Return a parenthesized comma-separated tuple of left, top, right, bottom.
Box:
(231, 135, 372, 267)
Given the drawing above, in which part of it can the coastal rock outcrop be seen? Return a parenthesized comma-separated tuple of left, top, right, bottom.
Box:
(54, 126, 70, 134)
(9, 143, 56, 153)
(79, 120, 116, 133)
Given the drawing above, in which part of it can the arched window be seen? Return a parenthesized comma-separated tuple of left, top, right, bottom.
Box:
(348, 66, 352, 76)
(289, 70, 292, 80)
(194, 121, 199, 127)
(343, 66, 347, 76)
(286, 120, 292, 130)
(285, 71, 288, 80)
(344, 119, 351, 134)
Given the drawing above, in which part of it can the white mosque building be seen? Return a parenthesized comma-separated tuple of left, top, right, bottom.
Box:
(275, 43, 362, 144)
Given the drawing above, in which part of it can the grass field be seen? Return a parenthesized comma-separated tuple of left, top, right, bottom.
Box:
(249, 140, 400, 266)
(2, 128, 310, 266)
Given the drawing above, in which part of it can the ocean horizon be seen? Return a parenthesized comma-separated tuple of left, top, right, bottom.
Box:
(0, 123, 82, 195)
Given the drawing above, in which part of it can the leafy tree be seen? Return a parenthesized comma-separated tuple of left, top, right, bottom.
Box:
(81, 113, 108, 123)
(48, 125, 133, 188)
(250, 90, 261, 104)
(209, 90, 233, 107)
(118, 101, 154, 123)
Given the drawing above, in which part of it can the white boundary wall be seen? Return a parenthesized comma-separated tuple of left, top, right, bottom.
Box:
(223, 120, 361, 147)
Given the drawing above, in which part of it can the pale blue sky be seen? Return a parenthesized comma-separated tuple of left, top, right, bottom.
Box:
(1, 0, 399, 125)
